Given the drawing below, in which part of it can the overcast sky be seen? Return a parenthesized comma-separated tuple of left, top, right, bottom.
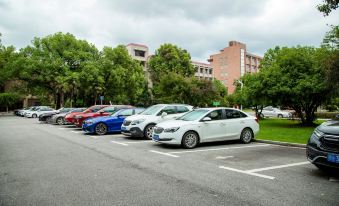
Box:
(0, 0, 338, 62)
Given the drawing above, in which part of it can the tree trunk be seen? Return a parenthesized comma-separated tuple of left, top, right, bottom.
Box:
(60, 91, 65, 108)
(56, 93, 61, 109)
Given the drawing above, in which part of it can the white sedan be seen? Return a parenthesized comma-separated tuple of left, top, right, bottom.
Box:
(261, 107, 292, 118)
(152, 107, 259, 149)
(25, 107, 56, 118)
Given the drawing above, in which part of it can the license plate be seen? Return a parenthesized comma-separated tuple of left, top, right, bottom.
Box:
(153, 135, 159, 141)
(327, 153, 339, 163)
(121, 126, 126, 131)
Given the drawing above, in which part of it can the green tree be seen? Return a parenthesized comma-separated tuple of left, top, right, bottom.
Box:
(14, 32, 100, 108)
(255, 46, 331, 125)
(0, 92, 21, 112)
(148, 44, 195, 83)
(0, 35, 17, 92)
(99, 45, 145, 104)
(317, 0, 339, 16)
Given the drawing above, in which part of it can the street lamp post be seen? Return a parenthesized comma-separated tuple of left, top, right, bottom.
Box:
(236, 79, 244, 110)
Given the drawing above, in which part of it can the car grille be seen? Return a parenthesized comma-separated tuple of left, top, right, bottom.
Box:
(123, 120, 132, 126)
(154, 127, 164, 134)
(320, 134, 339, 152)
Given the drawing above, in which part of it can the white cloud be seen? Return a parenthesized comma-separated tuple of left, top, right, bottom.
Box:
(0, 0, 338, 62)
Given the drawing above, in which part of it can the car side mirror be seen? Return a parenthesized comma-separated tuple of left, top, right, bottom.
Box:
(161, 112, 167, 118)
(202, 117, 212, 122)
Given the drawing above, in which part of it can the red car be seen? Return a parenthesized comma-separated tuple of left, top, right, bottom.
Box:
(74, 105, 133, 127)
(65, 105, 110, 124)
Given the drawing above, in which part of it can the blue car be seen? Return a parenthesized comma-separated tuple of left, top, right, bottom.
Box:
(82, 108, 145, 135)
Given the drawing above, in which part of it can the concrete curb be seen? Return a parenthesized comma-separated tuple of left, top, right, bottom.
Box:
(254, 139, 306, 148)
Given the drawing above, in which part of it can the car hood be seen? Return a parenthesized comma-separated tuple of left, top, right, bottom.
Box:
(156, 119, 195, 128)
(66, 112, 83, 118)
(125, 114, 154, 121)
(54, 113, 67, 118)
(318, 121, 339, 135)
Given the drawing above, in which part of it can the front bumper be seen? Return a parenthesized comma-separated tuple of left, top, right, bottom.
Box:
(152, 132, 182, 145)
(82, 123, 95, 133)
(121, 126, 144, 137)
(306, 145, 339, 169)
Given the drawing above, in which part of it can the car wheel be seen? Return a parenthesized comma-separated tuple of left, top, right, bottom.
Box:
(56, 117, 64, 125)
(32, 114, 37, 118)
(95, 123, 107, 135)
(240, 128, 253, 144)
(278, 114, 283, 118)
(182, 131, 199, 149)
(144, 124, 155, 140)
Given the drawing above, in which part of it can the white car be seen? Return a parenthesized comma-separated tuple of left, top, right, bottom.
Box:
(18, 106, 39, 117)
(152, 107, 259, 149)
(25, 107, 56, 118)
(121, 104, 193, 139)
(261, 106, 292, 118)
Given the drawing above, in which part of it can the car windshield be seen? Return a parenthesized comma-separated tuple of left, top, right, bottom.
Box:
(111, 109, 123, 116)
(140, 105, 163, 115)
(178, 109, 209, 121)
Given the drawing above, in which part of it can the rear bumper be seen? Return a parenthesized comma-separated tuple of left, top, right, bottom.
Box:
(306, 145, 339, 169)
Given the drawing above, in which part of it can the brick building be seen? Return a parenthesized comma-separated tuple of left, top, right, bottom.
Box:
(208, 41, 262, 94)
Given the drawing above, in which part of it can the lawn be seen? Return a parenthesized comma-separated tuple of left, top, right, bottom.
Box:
(255, 118, 326, 144)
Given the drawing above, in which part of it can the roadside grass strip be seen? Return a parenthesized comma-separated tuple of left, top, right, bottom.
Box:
(219, 161, 310, 180)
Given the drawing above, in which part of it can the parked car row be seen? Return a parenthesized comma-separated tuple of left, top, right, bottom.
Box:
(16, 104, 260, 149)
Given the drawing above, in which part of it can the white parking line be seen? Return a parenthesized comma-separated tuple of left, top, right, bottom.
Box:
(149, 150, 179, 158)
(219, 161, 310, 180)
(219, 166, 275, 180)
(90, 136, 99, 139)
(71, 131, 81, 134)
(246, 161, 310, 173)
(216, 156, 234, 159)
(125, 141, 150, 144)
(169, 144, 270, 154)
(58, 128, 68, 130)
(110, 141, 128, 146)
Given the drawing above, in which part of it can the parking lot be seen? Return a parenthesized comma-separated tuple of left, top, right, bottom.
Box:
(1, 116, 338, 206)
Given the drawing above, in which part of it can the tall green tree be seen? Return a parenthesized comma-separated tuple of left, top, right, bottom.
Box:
(254, 46, 331, 125)
(15, 32, 100, 108)
(0, 34, 17, 92)
(148, 44, 195, 83)
(0, 92, 21, 112)
(99, 45, 145, 104)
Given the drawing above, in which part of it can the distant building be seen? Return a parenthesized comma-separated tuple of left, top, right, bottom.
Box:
(208, 41, 262, 94)
(192, 61, 213, 81)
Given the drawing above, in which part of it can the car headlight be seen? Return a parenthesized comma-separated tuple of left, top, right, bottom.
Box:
(131, 119, 145, 125)
(164, 127, 180, 133)
(309, 129, 323, 145)
(85, 121, 93, 125)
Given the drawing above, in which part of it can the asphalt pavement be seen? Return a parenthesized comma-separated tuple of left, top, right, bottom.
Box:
(0, 116, 338, 206)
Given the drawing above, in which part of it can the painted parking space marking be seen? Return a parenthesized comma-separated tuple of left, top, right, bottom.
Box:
(71, 131, 81, 134)
(90, 136, 99, 139)
(216, 156, 234, 160)
(110, 141, 128, 146)
(246, 161, 310, 173)
(125, 141, 150, 144)
(149, 150, 179, 158)
(219, 166, 275, 180)
(168, 144, 270, 154)
(219, 161, 310, 180)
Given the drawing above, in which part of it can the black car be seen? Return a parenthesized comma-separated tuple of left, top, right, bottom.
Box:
(38, 108, 74, 123)
(306, 115, 339, 170)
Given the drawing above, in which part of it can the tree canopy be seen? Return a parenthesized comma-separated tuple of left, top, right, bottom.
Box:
(317, 0, 339, 16)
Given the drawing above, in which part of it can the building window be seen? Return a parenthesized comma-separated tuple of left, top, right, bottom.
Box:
(209, 69, 212, 74)
(200, 68, 203, 73)
(134, 50, 145, 57)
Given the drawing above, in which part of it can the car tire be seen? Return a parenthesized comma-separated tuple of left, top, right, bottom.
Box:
(144, 124, 155, 140)
(56, 117, 64, 125)
(32, 114, 37, 118)
(182, 131, 199, 149)
(95, 123, 107, 135)
(240, 128, 253, 144)
(278, 114, 283, 118)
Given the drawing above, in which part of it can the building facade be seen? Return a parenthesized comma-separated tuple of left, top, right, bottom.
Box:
(192, 61, 213, 81)
(208, 41, 262, 94)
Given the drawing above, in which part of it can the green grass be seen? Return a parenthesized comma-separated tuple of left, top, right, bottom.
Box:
(256, 119, 325, 144)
